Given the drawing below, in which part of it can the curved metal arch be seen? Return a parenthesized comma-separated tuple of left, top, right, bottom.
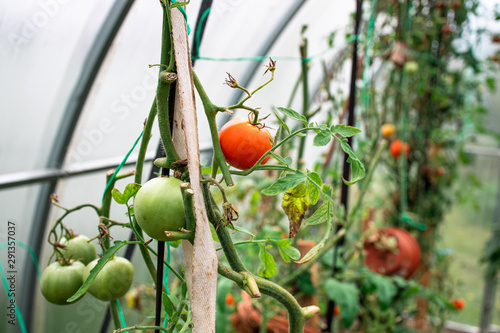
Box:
(21, 0, 136, 329)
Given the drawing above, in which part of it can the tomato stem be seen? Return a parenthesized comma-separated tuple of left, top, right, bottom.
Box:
(192, 71, 234, 186)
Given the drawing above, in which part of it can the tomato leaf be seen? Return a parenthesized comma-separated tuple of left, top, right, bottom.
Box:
(270, 152, 290, 165)
(272, 108, 291, 135)
(325, 278, 360, 328)
(295, 237, 326, 264)
(369, 273, 397, 309)
(272, 239, 301, 263)
(276, 107, 307, 125)
(67, 240, 129, 302)
(112, 183, 141, 205)
(281, 181, 310, 238)
(306, 172, 322, 205)
(163, 292, 175, 317)
(339, 138, 366, 185)
(227, 224, 255, 239)
(313, 129, 332, 146)
(304, 201, 333, 226)
(262, 172, 307, 196)
(331, 124, 362, 137)
(258, 243, 277, 278)
(284, 156, 293, 165)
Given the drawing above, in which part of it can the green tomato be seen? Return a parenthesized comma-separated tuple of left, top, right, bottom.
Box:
(404, 61, 419, 74)
(134, 177, 186, 241)
(59, 234, 97, 265)
(40, 261, 85, 305)
(83, 257, 134, 302)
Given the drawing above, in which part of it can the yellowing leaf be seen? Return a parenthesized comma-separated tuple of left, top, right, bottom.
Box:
(282, 181, 310, 238)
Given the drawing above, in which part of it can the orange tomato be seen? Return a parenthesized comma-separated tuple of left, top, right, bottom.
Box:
(389, 139, 410, 158)
(218, 117, 273, 170)
(381, 124, 397, 139)
(225, 293, 235, 306)
(451, 298, 466, 310)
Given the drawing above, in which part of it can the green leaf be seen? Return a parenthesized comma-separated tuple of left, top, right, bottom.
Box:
(325, 278, 360, 328)
(284, 157, 293, 165)
(258, 243, 277, 278)
(295, 237, 326, 264)
(370, 273, 397, 309)
(276, 107, 307, 125)
(304, 201, 333, 226)
(227, 224, 255, 238)
(313, 129, 332, 146)
(339, 139, 366, 185)
(67, 240, 129, 302)
(272, 108, 291, 135)
(272, 239, 301, 263)
(331, 124, 362, 137)
(111, 183, 141, 205)
(262, 172, 307, 196)
(296, 272, 316, 295)
(270, 152, 289, 165)
(486, 76, 496, 92)
(281, 181, 310, 237)
(163, 292, 175, 317)
(306, 172, 322, 205)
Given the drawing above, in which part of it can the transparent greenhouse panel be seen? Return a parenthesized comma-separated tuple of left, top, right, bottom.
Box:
(0, 0, 114, 175)
(0, 184, 42, 333)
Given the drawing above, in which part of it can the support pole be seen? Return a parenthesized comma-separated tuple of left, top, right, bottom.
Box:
(326, 0, 363, 331)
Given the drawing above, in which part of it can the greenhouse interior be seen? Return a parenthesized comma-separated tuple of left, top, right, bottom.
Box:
(1, 0, 500, 332)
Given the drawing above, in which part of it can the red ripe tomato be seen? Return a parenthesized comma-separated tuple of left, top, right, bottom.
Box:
(364, 227, 421, 279)
(218, 117, 273, 170)
(451, 298, 466, 310)
(333, 305, 340, 316)
(225, 293, 235, 306)
(390, 139, 410, 158)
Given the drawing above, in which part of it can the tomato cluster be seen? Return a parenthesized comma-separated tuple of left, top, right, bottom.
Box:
(41, 235, 134, 305)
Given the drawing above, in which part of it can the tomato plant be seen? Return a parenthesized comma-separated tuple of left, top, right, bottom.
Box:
(83, 256, 134, 302)
(133, 177, 186, 241)
(389, 139, 409, 158)
(59, 234, 96, 265)
(40, 260, 85, 305)
(218, 117, 273, 170)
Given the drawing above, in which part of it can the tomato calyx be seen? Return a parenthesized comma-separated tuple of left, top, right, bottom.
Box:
(219, 202, 239, 230)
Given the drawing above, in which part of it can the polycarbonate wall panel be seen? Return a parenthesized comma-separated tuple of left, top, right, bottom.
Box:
(63, 0, 163, 172)
(0, 0, 114, 175)
(0, 184, 42, 333)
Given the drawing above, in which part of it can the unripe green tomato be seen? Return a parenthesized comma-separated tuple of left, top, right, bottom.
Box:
(83, 257, 134, 302)
(134, 177, 186, 241)
(404, 61, 419, 74)
(59, 235, 97, 265)
(40, 260, 85, 305)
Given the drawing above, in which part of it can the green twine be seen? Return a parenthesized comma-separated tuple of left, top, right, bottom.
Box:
(195, 7, 211, 59)
(163, 241, 171, 327)
(191, 34, 359, 63)
(171, 0, 191, 34)
(116, 299, 127, 328)
(0, 260, 27, 333)
(102, 130, 144, 204)
(100, 129, 144, 326)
